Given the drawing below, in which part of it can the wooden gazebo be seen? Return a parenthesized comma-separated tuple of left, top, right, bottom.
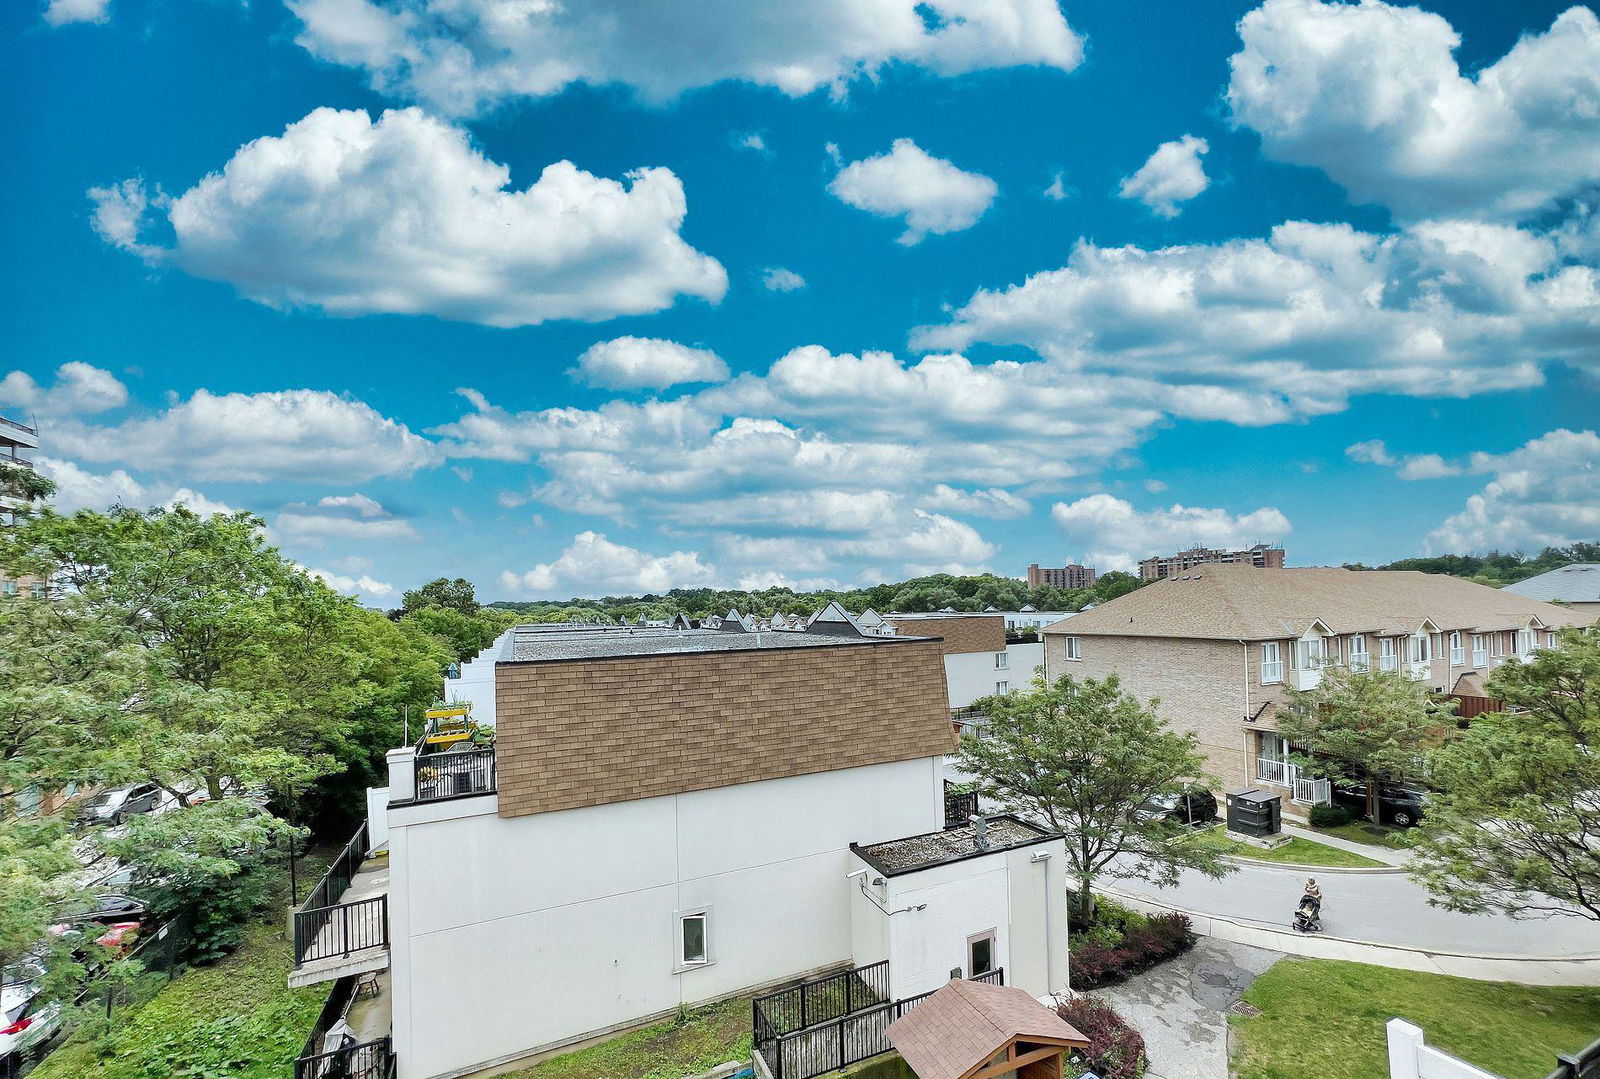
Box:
(886, 979, 1089, 1079)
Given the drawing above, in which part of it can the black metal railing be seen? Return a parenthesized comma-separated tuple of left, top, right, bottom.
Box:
(753, 961, 890, 1044)
(756, 969, 1002, 1079)
(306, 822, 370, 914)
(1548, 1037, 1600, 1079)
(294, 895, 390, 966)
(943, 790, 978, 828)
(295, 1036, 393, 1079)
(414, 748, 496, 803)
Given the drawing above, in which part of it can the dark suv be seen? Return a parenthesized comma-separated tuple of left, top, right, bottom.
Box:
(1331, 781, 1427, 827)
(1135, 787, 1218, 827)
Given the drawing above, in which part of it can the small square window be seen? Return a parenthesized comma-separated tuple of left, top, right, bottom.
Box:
(676, 909, 710, 970)
(967, 930, 996, 977)
(1064, 637, 1082, 661)
(994, 652, 1008, 670)
(995, 681, 1009, 695)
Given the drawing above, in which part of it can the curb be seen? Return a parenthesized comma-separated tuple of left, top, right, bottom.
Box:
(1220, 854, 1407, 876)
(1101, 884, 1600, 967)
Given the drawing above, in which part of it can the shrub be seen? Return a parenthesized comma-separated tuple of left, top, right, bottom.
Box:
(1310, 803, 1352, 828)
(1069, 912, 1195, 988)
(1059, 997, 1147, 1079)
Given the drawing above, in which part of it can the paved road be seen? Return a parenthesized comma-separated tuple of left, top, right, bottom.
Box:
(1110, 858, 1600, 958)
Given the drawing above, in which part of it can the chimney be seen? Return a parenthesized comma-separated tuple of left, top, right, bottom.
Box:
(970, 814, 990, 851)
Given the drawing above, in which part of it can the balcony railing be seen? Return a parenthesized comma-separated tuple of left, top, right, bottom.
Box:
(293, 821, 389, 968)
(1292, 775, 1331, 806)
(415, 747, 496, 803)
(296, 1036, 394, 1079)
(1255, 757, 1289, 786)
(0, 415, 37, 437)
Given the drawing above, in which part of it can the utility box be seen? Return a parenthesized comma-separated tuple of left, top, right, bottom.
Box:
(1225, 788, 1282, 837)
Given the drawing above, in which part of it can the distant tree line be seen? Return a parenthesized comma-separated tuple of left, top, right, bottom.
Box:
(483, 570, 1148, 624)
(1344, 542, 1599, 587)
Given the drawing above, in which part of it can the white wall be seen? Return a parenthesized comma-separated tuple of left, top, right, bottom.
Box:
(438, 629, 511, 728)
(389, 756, 943, 1079)
(944, 643, 1044, 708)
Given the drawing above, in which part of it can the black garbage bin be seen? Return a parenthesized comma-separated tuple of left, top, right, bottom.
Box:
(1226, 788, 1282, 837)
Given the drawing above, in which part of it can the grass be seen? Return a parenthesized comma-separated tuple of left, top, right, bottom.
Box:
(496, 998, 753, 1079)
(1188, 828, 1388, 869)
(1312, 819, 1414, 851)
(30, 920, 328, 1079)
(1231, 959, 1600, 1079)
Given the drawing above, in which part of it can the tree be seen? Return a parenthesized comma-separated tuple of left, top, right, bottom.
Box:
(1409, 629, 1600, 920)
(402, 577, 479, 614)
(400, 604, 513, 664)
(956, 673, 1231, 922)
(1275, 664, 1453, 822)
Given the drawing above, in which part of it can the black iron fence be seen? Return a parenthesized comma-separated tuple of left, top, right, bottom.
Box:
(755, 968, 1002, 1079)
(294, 896, 390, 966)
(415, 748, 496, 803)
(305, 822, 370, 914)
(753, 961, 890, 1044)
(943, 790, 978, 828)
(295, 1035, 393, 1079)
(1548, 1037, 1600, 1079)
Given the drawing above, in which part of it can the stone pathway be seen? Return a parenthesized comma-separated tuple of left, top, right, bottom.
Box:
(1091, 938, 1284, 1079)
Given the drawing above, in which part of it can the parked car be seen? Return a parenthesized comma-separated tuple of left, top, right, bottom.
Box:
(1331, 781, 1427, 827)
(0, 975, 62, 1077)
(76, 783, 163, 827)
(1135, 786, 1218, 827)
(58, 892, 147, 926)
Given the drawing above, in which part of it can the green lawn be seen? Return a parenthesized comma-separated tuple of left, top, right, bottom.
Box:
(1231, 959, 1600, 1079)
(1312, 819, 1414, 851)
(31, 920, 328, 1079)
(497, 998, 753, 1079)
(1188, 829, 1387, 869)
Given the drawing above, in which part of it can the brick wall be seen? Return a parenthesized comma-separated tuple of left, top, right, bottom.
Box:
(494, 639, 957, 818)
(885, 615, 1005, 655)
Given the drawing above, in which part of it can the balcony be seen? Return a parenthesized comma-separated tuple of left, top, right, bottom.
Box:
(415, 746, 496, 802)
(1289, 666, 1322, 691)
(295, 969, 394, 1079)
(289, 821, 390, 988)
(1255, 758, 1331, 806)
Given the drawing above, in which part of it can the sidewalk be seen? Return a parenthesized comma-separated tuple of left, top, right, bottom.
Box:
(1282, 823, 1413, 868)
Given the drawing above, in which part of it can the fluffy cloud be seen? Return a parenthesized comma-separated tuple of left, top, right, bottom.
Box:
(918, 484, 1031, 518)
(0, 361, 127, 417)
(1118, 135, 1209, 218)
(569, 337, 729, 391)
(34, 457, 235, 517)
(1050, 494, 1291, 572)
(306, 567, 397, 600)
(828, 139, 998, 245)
(499, 531, 719, 598)
(1228, 0, 1600, 222)
(43, 0, 110, 25)
(275, 493, 417, 544)
(91, 107, 726, 327)
(14, 366, 441, 483)
(1043, 172, 1070, 202)
(762, 268, 807, 292)
(915, 219, 1600, 420)
(1429, 429, 1600, 553)
(286, 0, 1082, 115)
(1345, 439, 1463, 480)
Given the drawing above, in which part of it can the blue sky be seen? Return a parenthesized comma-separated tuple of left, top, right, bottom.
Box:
(4, 0, 1598, 603)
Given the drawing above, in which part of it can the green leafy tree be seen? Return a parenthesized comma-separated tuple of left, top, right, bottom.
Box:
(1410, 630, 1600, 920)
(1275, 664, 1454, 822)
(400, 604, 513, 664)
(402, 577, 480, 614)
(956, 673, 1231, 922)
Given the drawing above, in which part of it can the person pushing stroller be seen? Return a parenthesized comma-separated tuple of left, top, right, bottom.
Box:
(1293, 877, 1323, 933)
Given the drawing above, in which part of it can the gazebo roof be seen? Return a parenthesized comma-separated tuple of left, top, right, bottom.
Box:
(886, 979, 1087, 1079)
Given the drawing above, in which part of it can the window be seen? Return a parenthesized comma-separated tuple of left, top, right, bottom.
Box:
(28, 582, 45, 600)
(1379, 637, 1398, 671)
(1, 580, 15, 596)
(1260, 642, 1283, 683)
(1292, 638, 1323, 670)
(1548, 632, 1559, 649)
(1063, 637, 1082, 661)
(676, 909, 710, 969)
(995, 681, 1009, 695)
(1348, 634, 1369, 670)
(994, 652, 1008, 670)
(1449, 631, 1463, 666)
(1409, 634, 1431, 664)
(967, 931, 996, 977)
(1491, 633, 1504, 657)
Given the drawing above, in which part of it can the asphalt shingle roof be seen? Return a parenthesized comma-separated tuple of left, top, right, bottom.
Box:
(1503, 564, 1600, 604)
(886, 979, 1087, 1079)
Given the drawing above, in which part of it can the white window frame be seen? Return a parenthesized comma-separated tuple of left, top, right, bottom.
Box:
(994, 652, 1008, 670)
(1408, 634, 1431, 664)
(1292, 638, 1324, 671)
(966, 929, 997, 978)
(1449, 631, 1463, 666)
(1, 580, 16, 596)
(1063, 637, 1082, 661)
(995, 681, 1010, 695)
(1348, 634, 1369, 670)
(1379, 637, 1398, 671)
(674, 907, 713, 972)
(1471, 634, 1486, 667)
(1260, 641, 1283, 684)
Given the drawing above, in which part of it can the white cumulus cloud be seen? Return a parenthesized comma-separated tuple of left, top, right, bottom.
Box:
(285, 0, 1083, 115)
(762, 268, 807, 292)
(43, 0, 111, 25)
(1050, 493, 1291, 572)
(1118, 135, 1209, 218)
(918, 484, 1031, 519)
(1346, 439, 1463, 480)
(828, 139, 998, 245)
(276, 493, 418, 544)
(90, 107, 726, 328)
(500, 531, 719, 598)
(0, 361, 128, 417)
(1228, 0, 1600, 222)
(306, 567, 397, 600)
(1428, 429, 1600, 553)
(569, 337, 730, 391)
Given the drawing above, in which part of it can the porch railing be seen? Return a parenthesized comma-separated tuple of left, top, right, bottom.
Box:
(293, 821, 389, 967)
(1255, 757, 1288, 786)
(415, 747, 496, 803)
(1292, 776, 1331, 806)
(295, 1036, 393, 1079)
(756, 969, 1002, 1079)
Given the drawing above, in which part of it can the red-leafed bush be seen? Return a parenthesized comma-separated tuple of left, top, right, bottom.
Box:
(1058, 996, 1147, 1079)
(1069, 909, 1194, 988)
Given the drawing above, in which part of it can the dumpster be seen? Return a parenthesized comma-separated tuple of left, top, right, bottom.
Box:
(1226, 788, 1282, 837)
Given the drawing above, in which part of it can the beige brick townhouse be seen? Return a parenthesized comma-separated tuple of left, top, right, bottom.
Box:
(1040, 562, 1592, 808)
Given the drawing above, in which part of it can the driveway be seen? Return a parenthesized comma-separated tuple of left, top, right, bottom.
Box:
(1108, 857, 1599, 959)
(1092, 938, 1283, 1079)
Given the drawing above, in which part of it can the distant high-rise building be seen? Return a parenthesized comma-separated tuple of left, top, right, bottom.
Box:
(0, 412, 39, 525)
(1026, 562, 1097, 590)
(1138, 543, 1285, 581)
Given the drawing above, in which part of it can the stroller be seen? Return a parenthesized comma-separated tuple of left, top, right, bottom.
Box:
(1293, 882, 1323, 934)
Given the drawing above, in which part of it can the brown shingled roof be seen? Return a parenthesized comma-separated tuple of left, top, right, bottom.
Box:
(886, 979, 1087, 1079)
(1041, 563, 1590, 641)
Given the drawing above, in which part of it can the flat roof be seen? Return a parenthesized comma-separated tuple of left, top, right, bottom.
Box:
(852, 815, 1059, 877)
(501, 623, 934, 663)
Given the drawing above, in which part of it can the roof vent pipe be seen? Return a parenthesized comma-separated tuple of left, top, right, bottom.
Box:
(970, 814, 990, 851)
